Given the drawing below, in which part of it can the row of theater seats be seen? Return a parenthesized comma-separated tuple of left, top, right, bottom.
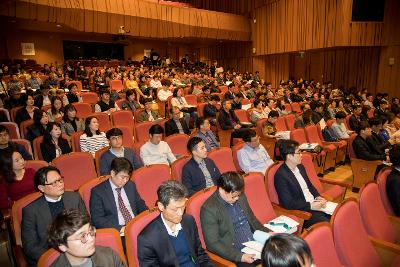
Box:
(13, 160, 398, 267)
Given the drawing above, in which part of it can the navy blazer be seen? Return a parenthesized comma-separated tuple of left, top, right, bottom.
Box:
(90, 179, 148, 231)
(274, 163, 319, 211)
(138, 214, 213, 267)
(353, 135, 386, 161)
(165, 118, 190, 137)
(218, 109, 239, 130)
(182, 158, 221, 196)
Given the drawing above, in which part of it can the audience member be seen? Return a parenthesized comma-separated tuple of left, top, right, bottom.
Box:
(274, 140, 330, 228)
(182, 137, 220, 196)
(387, 145, 400, 216)
(48, 209, 126, 267)
(367, 117, 392, 155)
(349, 105, 363, 132)
(46, 96, 64, 122)
(25, 71, 42, 91)
(122, 89, 142, 112)
(201, 172, 268, 266)
(204, 95, 220, 122)
(21, 166, 86, 266)
(140, 124, 176, 165)
(250, 99, 268, 124)
(331, 111, 350, 139)
(352, 121, 386, 161)
(165, 106, 190, 136)
(63, 83, 82, 106)
(99, 128, 143, 175)
(79, 116, 109, 156)
(60, 104, 85, 136)
(138, 180, 213, 266)
(231, 93, 243, 110)
(34, 85, 52, 108)
(157, 79, 173, 101)
(138, 98, 160, 122)
(195, 117, 219, 151)
(26, 109, 48, 142)
(0, 150, 36, 209)
(40, 122, 71, 162)
(237, 130, 274, 174)
(262, 110, 279, 138)
(95, 90, 120, 114)
(0, 125, 32, 159)
(15, 93, 38, 126)
(218, 99, 249, 145)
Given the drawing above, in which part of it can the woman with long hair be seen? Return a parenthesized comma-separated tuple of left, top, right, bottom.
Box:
(60, 104, 85, 137)
(0, 150, 36, 209)
(15, 92, 38, 126)
(26, 109, 48, 142)
(40, 122, 71, 162)
(47, 96, 64, 122)
(79, 116, 109, 157)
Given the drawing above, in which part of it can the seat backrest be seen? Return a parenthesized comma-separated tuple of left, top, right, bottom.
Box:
(301, 222, 343, 267)
(359, 182, 396, 243)
(92, 112, 111, 132)
(265, 162, 283, 204)
(78, 177, 107, 214)
(25, 160, 48, 171)
(291, 102, 301, 113)
(301, 153, 323, 193)
(33, 135, 44, 160)
(12, 138, 33, 157)
(232, 142, 245, 172)
(94, 146, 110, 174)
(135, 121, 153, 143)
(290, 128, 308, 144)
(134, 108, 144, 123)
(275, 116, 287, 131)
(284, 114, 296, 130)
(72, 102, 93, 119)
(125, 208, 160, 267)
(110, 80, 124, 91)
(0, 122, 20, 139)
(244, 173, 277, 223)
(111, 110, 134, 129)
(234, 109, 249, 123)
(171, 155, 191, 182)
(81, 92, 98, 105)
(256, 118, 268, 137)
(219, 85, 228, 93)
(331, 199, 381, 267)
(65, 80, 83, 92)
(0, 108, 10, 121)
(10, 106, 23, 122)
(186, 186, 217, 248)
(164, 134, 190, 156)
(207, 147, 237, 174)
(115, 99, 125, 109)
(345, 114, 352, 130)
(11, 192, 41, 245)
(348, 134, 357, 158)
(52, 152, 97, 190)
(71, 131, 84, 152)
(376, 168, 395, 215)
(197, 102, 206, 118)
(327, 119, 336, 128)
(305, 125, 322, 144)
(20, 119, 34, 139)
(116, 125, 134, 148)
(184, 94, 198, 106)
(37, 248, 60, 267)
(131, 165, 171, 207)
(284, 103, 292, 112)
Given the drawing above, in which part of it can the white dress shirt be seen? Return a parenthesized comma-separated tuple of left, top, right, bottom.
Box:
(109, 179, 135, 226)
(290, 167, 315, 203)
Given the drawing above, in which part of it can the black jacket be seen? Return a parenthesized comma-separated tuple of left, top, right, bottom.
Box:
(40, 138, 72, 162)
(26, 124, 46, 142)
(218, 109, 239, 130)
(182, 158, 220, 196)
(367, 132, 390, 155)
(353, 135, 386, 161)
(387, 168, 400, 216)
(164, 118, 190, 136)
(204, 103, 218, 118)
(0, 141, 33, 160)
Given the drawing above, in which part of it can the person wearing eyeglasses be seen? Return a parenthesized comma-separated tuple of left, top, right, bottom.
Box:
(138, 180, 213, 267)
(21, 166, 87, 267)
(200, 172, 269, 266)
(274, 140, 330, 229)
(47, 209, 125, 267)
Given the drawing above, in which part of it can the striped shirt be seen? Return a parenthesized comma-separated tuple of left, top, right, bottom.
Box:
(79, 132, 109, 156)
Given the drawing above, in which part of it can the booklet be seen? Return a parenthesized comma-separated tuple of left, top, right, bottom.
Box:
(241, 230, 271, 260)
(275, 131, 291, 140)
(320, 201, 338, 215)
(264, 215, 299, 234)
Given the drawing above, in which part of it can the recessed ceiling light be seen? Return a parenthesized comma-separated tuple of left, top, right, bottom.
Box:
(56, 24, 62, 28)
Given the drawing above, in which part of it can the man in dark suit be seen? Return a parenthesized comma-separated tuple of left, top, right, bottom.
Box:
(224, 83, 235, 100)
(218, 99, 249, 146)
(388, 145, 400, 216)
(21, 166, 87, 266)
(290, 87, 303, 103)
(182, 137, 220, 196)
(138, 181, 213, 267)
(90, 158, 147, 236)
(165, 106, 190, 136)
(274, 140, 331, 228)
(367, 118, 392, 155)
(349, 105, 363, 132)
(353, 121, 386, 161)
(201, 172, 268, 266)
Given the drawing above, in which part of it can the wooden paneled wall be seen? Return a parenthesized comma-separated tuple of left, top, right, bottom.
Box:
(253, 54, 290, 87)
(252, 0, 383, 55)
(0, 0, 250, 41)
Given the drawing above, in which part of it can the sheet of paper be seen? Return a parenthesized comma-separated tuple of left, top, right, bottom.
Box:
(243, 241, 263, 253)
(241, 247, 261, 260)
(320, 201, 338, 215)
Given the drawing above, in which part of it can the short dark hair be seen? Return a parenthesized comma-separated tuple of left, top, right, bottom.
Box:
(335, 111, 347, 119)
(110, 157, 133, 175)
(47, 209, 90, 249)
(106, 128, 123, 139)
(33, 109, 46, 125)
(34, 166, 61, 190)
(157, 180, 188, 207)
(187, 137, 203, 153)
(84, 116, 100, 137)
(368, 117, 382, 127)
(196, 117, 209, 129)
(149, 124, 164, 135)
(389, 145, 400, 167)
(242, 129, 257, 143)
(269, 110, 279, 118)
(125, 89, 136, 99)
(261, 234, 313, 267)
(217, 172, 244, 193)
(62, 104, 78, 123)
(67, 83, 77, 90)
(0, 125, 9, 134)
(99, 89, 110, 96)
(172, 88, 180, 97)
(356, 120, 370, 135)
(161, 79, 171, 87)
(0, 149, 18, 183)
(279, 140, 299, 161)
(210, 95, 220, 102)
(253, 99, 262, 107)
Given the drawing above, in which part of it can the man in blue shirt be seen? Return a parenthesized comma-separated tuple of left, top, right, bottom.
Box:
(195, 117, 219, 152)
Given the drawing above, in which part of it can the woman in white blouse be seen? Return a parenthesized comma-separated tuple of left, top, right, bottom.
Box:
(250, 99, 269, 124)
(171, 88, 196, 126)
(79, 116, 109, 157)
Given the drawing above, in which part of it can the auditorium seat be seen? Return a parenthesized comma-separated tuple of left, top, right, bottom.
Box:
(109, 80, 124, 92)
(234, 109, 250, 123)
(94, 146, 109, 174)
(184, 94, 198, 106)
(207, 147, 237, 173)
(164, 133, 190, 157)
(134, 108, 144, 123)
(115, 99, 125, 110)
(19, 119, 34, 139)
(92, 112, 111, 132)
(290, 102, 301, 113)
(305, 125, 337, 171)
(25, 160, 48, 171)
(171, 155, 191, 182)
(131, 164, 171, 208)
(10, 106, 23, 122)
(231, 141, 245, 172)
(377, 168, 395, 216)
(72, 102, 93, 119)
(81, 92, 98, 105)
(0, 107, 11, 121)
(301, 222, 344, 267)
(78, 177, 108, 214)
(197, 102, 207, 117)
(117, 125, 135, 148)
(71, 131, 84, 152)
(0, 122, 20, 139)
(65, 80, 83, 92)
(215, 113, 232, 147)
(125, 208, 160, 267)
(12, 138, 33, 158)
(52, 152, 97, 190)
(331, 198, 400, 267)
(135, 121, 153, 143)
(110, 110, 135, 130)
(275, 116, 287, 131)
(284, 113, 296, 130)
(32, 135, 44, 160)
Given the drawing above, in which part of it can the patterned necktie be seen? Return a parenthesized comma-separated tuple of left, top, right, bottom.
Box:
(115, 188, 132, 225)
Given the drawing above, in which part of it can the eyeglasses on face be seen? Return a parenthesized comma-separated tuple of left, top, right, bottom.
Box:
(45, 177, 64, 187)
(67, 226, 96, 244)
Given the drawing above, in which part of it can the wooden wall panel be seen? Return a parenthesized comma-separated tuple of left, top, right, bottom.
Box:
(252, 54, 290, 88)
(377, 46, 400, 98)
(0, 0, 250, 41)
